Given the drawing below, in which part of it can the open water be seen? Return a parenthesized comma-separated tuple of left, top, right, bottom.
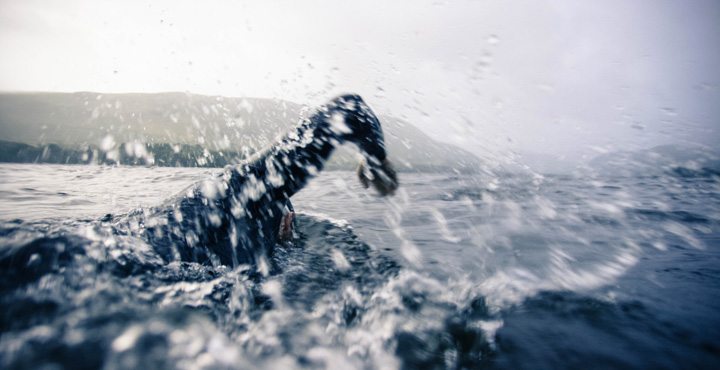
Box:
(1, 163, 719, 369)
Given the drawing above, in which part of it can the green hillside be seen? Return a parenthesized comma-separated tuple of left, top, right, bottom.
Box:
(0, 92, 480, 172)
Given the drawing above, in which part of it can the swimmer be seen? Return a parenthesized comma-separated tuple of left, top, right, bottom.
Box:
(124, 94, 398, 268)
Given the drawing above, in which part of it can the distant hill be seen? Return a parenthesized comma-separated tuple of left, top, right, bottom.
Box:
(587, 144, 720, 177)
(0, 92, 480, 172)
(0, 139, 247, 167)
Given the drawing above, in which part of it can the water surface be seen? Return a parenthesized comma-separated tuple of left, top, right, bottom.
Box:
(1, 163, 719, 369)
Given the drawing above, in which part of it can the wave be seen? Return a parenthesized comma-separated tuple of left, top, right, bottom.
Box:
(0, 214, 507, 369)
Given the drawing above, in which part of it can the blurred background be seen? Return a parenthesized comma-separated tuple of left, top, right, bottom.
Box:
(1, 0, 718, 170)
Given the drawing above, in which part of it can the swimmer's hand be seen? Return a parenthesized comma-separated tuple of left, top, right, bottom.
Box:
(357, 158, 398, 196)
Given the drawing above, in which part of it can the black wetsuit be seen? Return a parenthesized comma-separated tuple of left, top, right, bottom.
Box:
(128, 94, 391, 267)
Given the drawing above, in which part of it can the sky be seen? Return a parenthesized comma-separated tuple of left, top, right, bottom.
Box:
(1, 0, 718, 162)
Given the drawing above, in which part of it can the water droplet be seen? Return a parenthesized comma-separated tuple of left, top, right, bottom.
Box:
(494, 98, 503, 109)
(100, 135, 115, 151)
(660, 107, 677, 116)
(631, 123, 645, 130)
(487, 34, 500, 45)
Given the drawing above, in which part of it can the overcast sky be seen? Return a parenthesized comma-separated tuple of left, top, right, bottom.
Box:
(1, 0, 718, 161)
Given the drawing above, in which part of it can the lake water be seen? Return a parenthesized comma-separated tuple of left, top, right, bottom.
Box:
(1, 163, 719, 369)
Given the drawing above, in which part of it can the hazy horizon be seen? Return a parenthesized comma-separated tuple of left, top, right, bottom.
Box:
(1, 0, 718, 165)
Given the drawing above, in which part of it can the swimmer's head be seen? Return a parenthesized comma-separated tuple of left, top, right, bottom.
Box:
(327, 95, 388, 161)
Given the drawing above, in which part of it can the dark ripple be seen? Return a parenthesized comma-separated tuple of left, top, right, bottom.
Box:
(0, 298, 60, 333)
(494, 292, 659, 369)
(438, 187, 484, 201)
(626, 208, 711, 223)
